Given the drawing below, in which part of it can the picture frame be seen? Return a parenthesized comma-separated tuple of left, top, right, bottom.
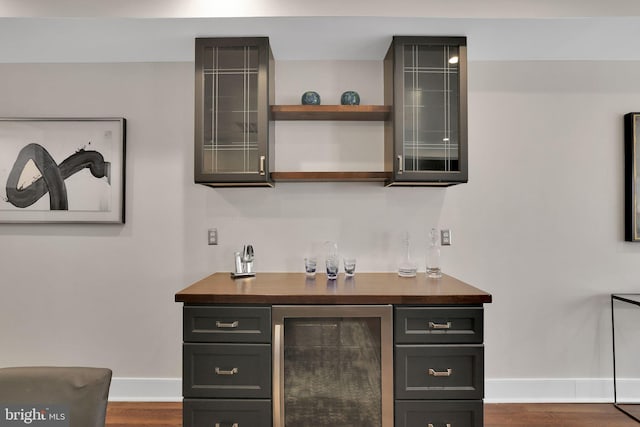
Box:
(625, 113, 640, 241)
(0, 118, 126, 224)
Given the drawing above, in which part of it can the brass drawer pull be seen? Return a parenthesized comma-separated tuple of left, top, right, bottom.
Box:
(428, 424, 451, 427)
(429, 321, 452, 330)
(428, 368, 452, 377)
(216, 320, 239, 329)
(215, 367, 239, 376)
(215, 423, 239, 427)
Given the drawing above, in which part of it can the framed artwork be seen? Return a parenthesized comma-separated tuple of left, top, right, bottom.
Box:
(625, 113, 640, 241)
(0, 118, 126, 223)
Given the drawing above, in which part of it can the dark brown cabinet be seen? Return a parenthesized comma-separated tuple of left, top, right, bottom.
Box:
(184, 399, 271, 427)
(182, 305, 272, 426)
(194, 37, 275, 187)
(395, 400, 483, 427)
(394, 306, 484, 427)
(194, 36, 469, 187)
(177, 273, 491, 427)
(384, 36, 468, 186)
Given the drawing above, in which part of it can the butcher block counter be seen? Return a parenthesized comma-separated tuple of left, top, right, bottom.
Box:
(175, 272, 492, 305)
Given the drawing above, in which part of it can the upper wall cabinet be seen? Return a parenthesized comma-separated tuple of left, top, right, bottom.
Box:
(384, 36, 468, 186)
(194, 37, 275, 187)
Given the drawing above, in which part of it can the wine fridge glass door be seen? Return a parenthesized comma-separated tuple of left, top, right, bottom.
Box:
(272, 305, 393, 427)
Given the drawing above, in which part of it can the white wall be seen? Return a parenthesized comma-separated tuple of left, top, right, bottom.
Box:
(0, 63, 193, 379)
(1, 57, 640, 401)
(464, 60, 640, 375)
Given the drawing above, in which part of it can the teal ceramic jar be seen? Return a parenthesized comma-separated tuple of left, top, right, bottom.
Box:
(340, 91, 360, 105)
(301, 91, 321, 105)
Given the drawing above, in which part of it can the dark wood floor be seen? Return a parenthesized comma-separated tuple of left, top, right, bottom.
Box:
(484, 403, 639, 426)
(105, 402, 640, 426)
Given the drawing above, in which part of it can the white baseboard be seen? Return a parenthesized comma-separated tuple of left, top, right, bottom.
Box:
(107, 377, 638, 403)
(485, 378, 612, 403)
(108, 377, 181, 402)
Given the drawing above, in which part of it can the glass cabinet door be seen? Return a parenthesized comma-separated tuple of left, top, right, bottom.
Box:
(273, 305, 394, 427)
(195, 37, 274, 186)
(385, 36, 468, 185)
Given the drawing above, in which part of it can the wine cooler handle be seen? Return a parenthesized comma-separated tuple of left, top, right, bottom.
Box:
(273, 323, 284, 427)
(216, 320, 239, 328)
(214, 367, 238, 375)
(259, 156, 266, 175)
(428, 424, 451, 427)
(215, 424, 238, 427)
(428, 368, 453, 377)
(397, 155, 403, 173)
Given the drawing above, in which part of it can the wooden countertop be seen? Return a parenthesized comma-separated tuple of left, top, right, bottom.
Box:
(175, 272, 492, 305)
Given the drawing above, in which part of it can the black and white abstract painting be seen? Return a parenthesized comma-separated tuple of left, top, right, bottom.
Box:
(0, 118, 125, 223)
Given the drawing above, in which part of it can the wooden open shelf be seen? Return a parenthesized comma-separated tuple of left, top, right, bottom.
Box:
(270, 105, 391, 121)
(271, 171, 392, 182)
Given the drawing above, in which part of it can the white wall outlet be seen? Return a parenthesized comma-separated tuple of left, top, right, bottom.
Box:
(441, 229, 452, 246)
(208, 228, 218, 245)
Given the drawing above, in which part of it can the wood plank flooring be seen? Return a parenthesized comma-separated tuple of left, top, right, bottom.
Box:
(484, 403, 639, 426)
(105, 402, 640, 426)
(106, 402, 181, 427)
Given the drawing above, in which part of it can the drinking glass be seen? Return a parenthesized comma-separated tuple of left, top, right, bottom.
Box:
(343, 258, 356, 277)
(325, 256, 339, 280)
(426, 228, 442, 279)
(304, 257, 317, 277)
(325, 241, 339, 280)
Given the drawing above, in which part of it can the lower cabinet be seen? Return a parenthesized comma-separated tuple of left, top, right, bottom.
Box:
(183, 305, 272, 427)
(395, 345, 484, 400)
(183, 343, 271, 398)
(395, 400, 483, 427)
(184, 399, 272, 427)
(182, 304, 485, 427)
(394, 306, 485, 427)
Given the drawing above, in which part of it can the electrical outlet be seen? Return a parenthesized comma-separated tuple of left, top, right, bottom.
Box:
(208, 228, 218, 245)
(441, 229, 452, 246)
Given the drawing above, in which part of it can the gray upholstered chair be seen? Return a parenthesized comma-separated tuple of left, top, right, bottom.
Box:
(0, 366, 112, 427)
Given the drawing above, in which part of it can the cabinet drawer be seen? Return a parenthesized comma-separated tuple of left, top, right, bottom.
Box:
(395, 345, 483, 400)
(184, 306, 271, 343)
(183, 343, 271, 398)
(395, 307, 483, 344)
(184, 399, 271, 427)
(395, 400, 483, 427)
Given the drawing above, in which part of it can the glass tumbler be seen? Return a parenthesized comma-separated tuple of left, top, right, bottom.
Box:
(326, 256, 339, 280)
(343, 258, 356, 277)
(304, 257, 317, 277)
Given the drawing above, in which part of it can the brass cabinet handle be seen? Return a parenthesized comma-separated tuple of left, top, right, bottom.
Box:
(429, 321, 452, 330)
(428, 368, 453, 377)
(216, 320, 239, 329)
(215, 423, 238, 427)
(215, 367, 238, 375)
(397, 155, 403, 173)
(259, 155, 266, 175)
(428, 424, 451, 427)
